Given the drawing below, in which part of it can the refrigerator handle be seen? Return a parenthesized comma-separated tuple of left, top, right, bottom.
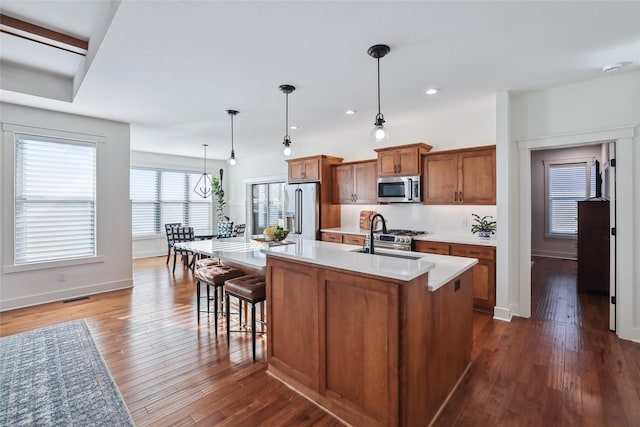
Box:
(295, 188, 302, 234)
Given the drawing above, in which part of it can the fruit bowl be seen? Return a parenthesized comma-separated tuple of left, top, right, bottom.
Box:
(264, 226, 289, 241)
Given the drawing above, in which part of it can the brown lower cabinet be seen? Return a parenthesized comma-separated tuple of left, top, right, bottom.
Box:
(266, 256, 473, 426)
(415, 240, 496, 313)
(320, 232, 365, 246)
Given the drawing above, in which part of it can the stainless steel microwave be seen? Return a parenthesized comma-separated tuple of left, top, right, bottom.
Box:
(377, 176, 422, 203)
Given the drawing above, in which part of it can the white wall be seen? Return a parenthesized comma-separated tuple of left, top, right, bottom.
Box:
(130, 150, 226, 259)
(227, 93, 498, 234)
(0, 103, 132, 311)
(530, 145, 602, 259)
(506, 70, 640, 342)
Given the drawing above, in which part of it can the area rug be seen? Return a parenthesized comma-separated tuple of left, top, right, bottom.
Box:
(0, 319, 134, 426)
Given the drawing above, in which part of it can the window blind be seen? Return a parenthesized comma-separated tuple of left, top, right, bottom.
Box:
(251, 182, 284, 234)
(548, 163, 587, 235)
(15, 135, 96, 264)
(130, 167, 212, 237)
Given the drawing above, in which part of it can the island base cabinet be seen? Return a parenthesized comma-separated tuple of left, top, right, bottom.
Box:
(266, 257, 473, 426)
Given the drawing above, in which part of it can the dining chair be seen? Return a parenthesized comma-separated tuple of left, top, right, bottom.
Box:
(216, 220, 234, 239)
(164, 223, 182, 264)
(232, 223, 246, 237)
(171, 226, 195, 273)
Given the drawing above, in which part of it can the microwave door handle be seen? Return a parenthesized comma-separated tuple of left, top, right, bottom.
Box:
(406, 179, 413, 201)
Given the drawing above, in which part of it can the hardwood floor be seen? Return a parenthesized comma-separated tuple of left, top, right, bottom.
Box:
(1, 256, 639, 426)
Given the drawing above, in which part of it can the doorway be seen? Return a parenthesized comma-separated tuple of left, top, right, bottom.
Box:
(529, 144, 612, 330)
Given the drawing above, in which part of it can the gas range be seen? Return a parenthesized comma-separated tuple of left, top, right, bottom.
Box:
(368, 229, 427, 251)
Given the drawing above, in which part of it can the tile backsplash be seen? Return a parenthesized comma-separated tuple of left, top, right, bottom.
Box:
(340, 204, 497, 235)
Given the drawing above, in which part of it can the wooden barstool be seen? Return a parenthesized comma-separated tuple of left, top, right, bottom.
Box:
(195, 265, 244, 334)
(224, 275, 266, 362)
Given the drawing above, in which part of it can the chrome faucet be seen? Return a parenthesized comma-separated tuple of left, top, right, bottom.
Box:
(369, 213, 388, 255)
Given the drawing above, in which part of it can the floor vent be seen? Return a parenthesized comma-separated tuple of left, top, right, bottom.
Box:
(63, 296, 90, 304)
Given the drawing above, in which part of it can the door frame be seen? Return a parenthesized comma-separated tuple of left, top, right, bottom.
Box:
(517, 125, 635, 337)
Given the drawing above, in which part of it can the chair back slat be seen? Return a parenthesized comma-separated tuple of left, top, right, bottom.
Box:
(165, 223, 182, 245)
(232, 224, 246, 237)
(171, 226, 195, 244)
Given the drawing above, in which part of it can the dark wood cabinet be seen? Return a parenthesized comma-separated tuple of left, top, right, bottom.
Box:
(374, 143, 432, 177)
(422, 146, 496, 205)
(577, 200, 610, 294)
(332, 160, 377, 204)
(416, 240, 496, 313)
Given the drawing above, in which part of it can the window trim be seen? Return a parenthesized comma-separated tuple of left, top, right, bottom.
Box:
(244, 175, 287, 237)
(2, 123, 105, 273)
(543, 157, 593, 239)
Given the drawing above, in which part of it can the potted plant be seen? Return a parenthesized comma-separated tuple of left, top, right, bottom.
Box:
(471, 214, 496, 239)
(211, 169, 229, 221)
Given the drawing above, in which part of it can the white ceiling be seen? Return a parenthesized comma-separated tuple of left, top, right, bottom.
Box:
(1, 1, 639, 160)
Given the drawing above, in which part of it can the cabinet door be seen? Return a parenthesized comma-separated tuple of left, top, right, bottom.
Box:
(377, 150, 398, 176)
(450, 244, 496, 313)
(267, 259, 321, 389)
(469, 259, 495, 312)
(289, 158, 320, 183)
(422, 154, 458, 204)
(321, 232, 343, 243)
(342, 234, 365, 246)
(397, 147, 420, 176)
(333, 164, 355, 204)
(353, 162, 378, 204)
(459, 149, 496, 204)
(325, 270, 396, 425)
(414, 240, 450, 255)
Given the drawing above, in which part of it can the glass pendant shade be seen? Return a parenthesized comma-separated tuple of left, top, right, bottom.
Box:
(193, 144, 213, 198)
(371, 114, 389, 142)
(282, 138, 293, 157)
(228, 150, 237, 166)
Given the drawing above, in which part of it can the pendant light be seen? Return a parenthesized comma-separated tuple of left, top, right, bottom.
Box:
(193, 143, 213, 198)
(226, 109, 238, 166)
(280, 84, 296, 157)
(367, 44, 391, 142)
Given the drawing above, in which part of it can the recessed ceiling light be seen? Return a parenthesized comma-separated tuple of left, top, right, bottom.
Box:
(345, 109, 357, 115)
(425, 88, 440, 95)
(602, 63, 623, 73)
(289, 125, 299, 130)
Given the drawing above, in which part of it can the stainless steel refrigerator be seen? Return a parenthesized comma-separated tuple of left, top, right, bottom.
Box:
(284, 183, 320, 240)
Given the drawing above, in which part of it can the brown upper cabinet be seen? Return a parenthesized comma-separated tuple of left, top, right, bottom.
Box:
(287, 155, 343, 184)
(332, 160, 378, 204)
(422, 145, 496, 205)
(374, 143, 432, 177)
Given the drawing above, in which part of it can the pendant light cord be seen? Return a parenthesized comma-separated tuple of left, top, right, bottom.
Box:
(203, 144, 207, 173)
(230, 114, 234, 152)
(285, 92, 290, 140)
(377, 57, 382, 116)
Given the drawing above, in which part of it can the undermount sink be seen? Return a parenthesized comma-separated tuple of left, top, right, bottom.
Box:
(350, 248, 423, 261)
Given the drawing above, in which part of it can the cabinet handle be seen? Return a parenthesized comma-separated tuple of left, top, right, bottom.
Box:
(454, 192, 458, 201)
(459, 191, 463, 202)
(301, 171, 306, 178)
(468, 251, 480, 255)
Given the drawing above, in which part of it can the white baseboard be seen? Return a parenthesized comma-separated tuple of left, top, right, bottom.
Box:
(630, 327, 640, 344)
(133, 249, 166, 260)
(0, 278, 133, 312)
(531, 250, 577, 260)
(493, 305, 513, 322)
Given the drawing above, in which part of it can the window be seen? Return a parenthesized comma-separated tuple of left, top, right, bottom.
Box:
(130, 168, 212, 237)
(15, 134, 96, 265)
(251, 182, 285, 234)
(545, 161, 592, 236)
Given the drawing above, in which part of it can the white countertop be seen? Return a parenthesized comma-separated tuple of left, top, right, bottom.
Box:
(262, 239, 476, 291)
(321, 227, 497, 247)
(413, 233, 496, 247)
(175, 238, 267, 270)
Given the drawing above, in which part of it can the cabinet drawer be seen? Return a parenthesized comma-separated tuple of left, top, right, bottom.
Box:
(321, 232, 343, 243)
(450, 244, 495, 260)
(342, 234, 365, 246)
(414, 241, 450, 255)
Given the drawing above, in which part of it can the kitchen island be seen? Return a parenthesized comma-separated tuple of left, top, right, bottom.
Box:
(262, 240, 476, 426)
